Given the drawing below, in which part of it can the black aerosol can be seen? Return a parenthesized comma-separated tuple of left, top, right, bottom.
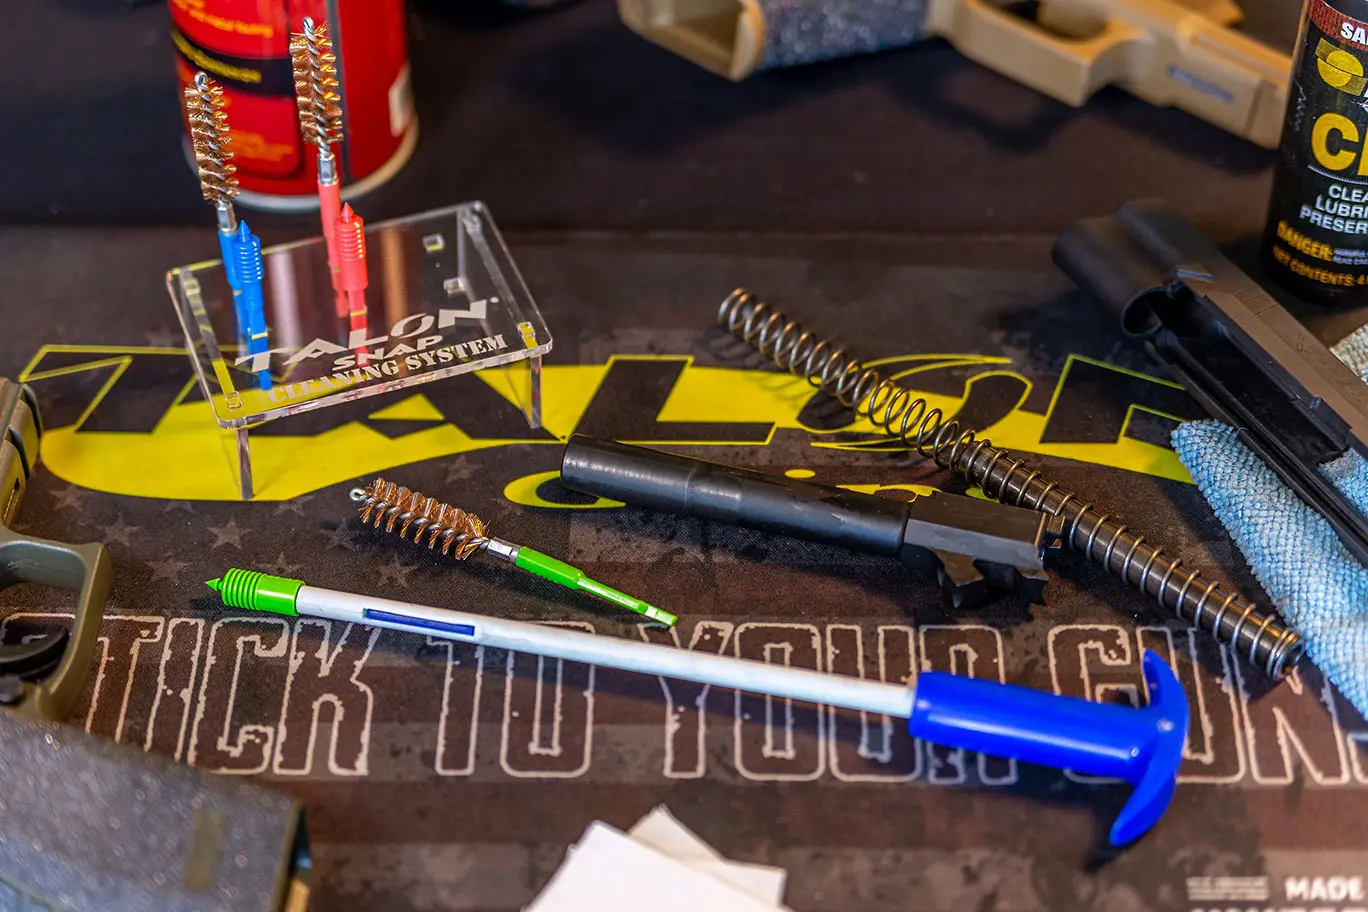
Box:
(1264, 0, 1368, 304)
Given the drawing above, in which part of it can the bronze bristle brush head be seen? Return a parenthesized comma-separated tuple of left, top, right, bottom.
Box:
(351, 478, 489, 559)
(347, 477, 680, 626)
(183, 71, 238, 205)
(290, 17, 344, 149)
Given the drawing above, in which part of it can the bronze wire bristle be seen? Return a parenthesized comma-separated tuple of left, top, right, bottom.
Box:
(348, 477, 679, 627)
(183, 72, 238, 204)
(356, 478, 489, 560)
(289, 17, 344, 149)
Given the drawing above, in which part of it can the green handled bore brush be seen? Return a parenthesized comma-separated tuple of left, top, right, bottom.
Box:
(348, 477, 678, 626)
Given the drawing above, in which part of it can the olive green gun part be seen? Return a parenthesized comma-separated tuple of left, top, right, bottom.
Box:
(0, 378, 112, 722)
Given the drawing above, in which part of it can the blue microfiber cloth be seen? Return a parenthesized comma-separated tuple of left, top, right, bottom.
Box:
(1172, 327, 1368, 715)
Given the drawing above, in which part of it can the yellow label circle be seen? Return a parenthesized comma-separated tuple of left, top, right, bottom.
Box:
(1320, 48, 1364, 88)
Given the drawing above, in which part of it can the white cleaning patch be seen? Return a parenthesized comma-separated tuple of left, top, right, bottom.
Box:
(527, 807, 790, 911)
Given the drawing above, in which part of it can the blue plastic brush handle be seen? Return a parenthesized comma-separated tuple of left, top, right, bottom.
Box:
(217, 228, 250, 341)
(230, 222, 271, 391)
(217, 229, 241, 291)
(907, 650, 1187, 846)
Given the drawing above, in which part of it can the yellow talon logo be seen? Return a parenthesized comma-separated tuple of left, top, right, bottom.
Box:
(18, 346, 1197, 501)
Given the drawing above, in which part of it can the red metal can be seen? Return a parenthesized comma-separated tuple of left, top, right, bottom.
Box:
(170, 0, 417, 210)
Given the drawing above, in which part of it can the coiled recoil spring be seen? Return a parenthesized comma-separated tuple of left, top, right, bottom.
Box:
(718, 289, 1305, 680)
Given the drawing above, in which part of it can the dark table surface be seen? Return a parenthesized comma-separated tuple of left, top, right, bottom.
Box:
(5, 3, 1368, 912)
(0, 0, 1303, 236)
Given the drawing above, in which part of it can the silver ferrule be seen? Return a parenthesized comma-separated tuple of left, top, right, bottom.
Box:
(216, 200, 237, 235)
(483, 538, 519, 564)
(317, 148, 338, 185)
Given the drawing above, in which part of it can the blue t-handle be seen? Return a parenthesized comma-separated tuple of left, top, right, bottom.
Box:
(907, 649, 1187, 845)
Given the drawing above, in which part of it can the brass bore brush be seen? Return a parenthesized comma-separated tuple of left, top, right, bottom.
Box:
(184, 68, 252, 336)
(349, 478, 678, 626)
(290, 16, 348, 317)
(183, 72, 239, 230)
(290, 17, 343, 151)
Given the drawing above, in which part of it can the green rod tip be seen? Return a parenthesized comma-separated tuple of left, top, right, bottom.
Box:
(646, 606, 679, 627)
(208, 568, 303, 616)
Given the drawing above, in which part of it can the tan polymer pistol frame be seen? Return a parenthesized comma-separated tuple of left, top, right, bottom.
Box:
(618, 0, 1290, 147)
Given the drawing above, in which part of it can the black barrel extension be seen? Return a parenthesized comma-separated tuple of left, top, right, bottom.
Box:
(560, 436, 1059, 606)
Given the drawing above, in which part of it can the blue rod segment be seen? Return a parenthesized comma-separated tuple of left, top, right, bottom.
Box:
(217, 229, 241, 290)
(365, 608, 475, 637)
(906, 650, 1187, 846)
(231, 222, 272, 391)
(217, 229, 247, 333)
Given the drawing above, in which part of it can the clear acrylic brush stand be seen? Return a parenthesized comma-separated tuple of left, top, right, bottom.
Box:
(166, 202, 551, 500)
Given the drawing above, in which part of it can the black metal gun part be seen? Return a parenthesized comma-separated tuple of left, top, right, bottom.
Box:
(559, 436, 1063, 607)
(1053, 199, 1368, 567)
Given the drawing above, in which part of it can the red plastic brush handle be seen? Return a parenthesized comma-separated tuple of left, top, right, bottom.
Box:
(318, 179, 346, 317)
(335, 204, 369, 292)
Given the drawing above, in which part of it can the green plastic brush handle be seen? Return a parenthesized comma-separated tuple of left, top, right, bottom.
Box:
(514, 548, 677, 626)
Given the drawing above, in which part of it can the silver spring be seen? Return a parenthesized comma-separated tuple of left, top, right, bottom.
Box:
(718, 288, 1306, 679)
